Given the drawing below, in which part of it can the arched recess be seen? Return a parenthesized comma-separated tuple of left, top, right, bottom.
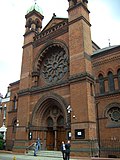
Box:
(12, 117, 17, 133)
(30, 92, 69, 150)
(30, 92, 69, 127)
(108, 71, 115, 91)
(98, 73, 105, 94)
(117, 69, 120, 89)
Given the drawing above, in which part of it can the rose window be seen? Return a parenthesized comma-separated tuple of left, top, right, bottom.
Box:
(41, 46, 68, 83)
(108, 107, 120, 122)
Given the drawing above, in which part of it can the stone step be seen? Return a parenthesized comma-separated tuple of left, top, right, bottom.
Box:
(27, 150, 62, 158)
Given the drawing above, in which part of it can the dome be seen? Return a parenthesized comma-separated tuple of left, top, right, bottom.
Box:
(27, 2, 43, 15)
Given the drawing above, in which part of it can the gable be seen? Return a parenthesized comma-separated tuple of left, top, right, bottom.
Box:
(42, 17, 68, 32)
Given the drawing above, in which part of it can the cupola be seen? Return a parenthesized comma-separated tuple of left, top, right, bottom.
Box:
(25, 2, 44, 33)
(26, 2, 43, 15)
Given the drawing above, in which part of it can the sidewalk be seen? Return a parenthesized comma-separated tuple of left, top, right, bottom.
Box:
(0, 152, 81, 160)
(0, 151, 119, 160)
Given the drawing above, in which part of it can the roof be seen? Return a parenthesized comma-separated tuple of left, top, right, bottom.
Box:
(91, 45, 120, 58)
(9, 80, 20, 86)
(27, 2, 43, 15)
(93, 45, 120, 55)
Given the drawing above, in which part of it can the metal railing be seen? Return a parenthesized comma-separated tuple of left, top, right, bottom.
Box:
(90, 139, 120, 158)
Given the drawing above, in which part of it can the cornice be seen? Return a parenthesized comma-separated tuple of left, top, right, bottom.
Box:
(95, 90, 120, 100)
(18, 72, 95, 96)
(92, 55, 120, 67)
(68, 15, 91, 27)
(67, 2, 89, 14)
(22, 42, 33, 49)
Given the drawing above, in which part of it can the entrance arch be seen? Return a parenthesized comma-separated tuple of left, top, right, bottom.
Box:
(30, 93, 69, 150)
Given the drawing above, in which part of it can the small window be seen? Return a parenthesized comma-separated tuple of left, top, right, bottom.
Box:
(13, 96, 17, 110)
(108, 71, 115, 92)
(98, 74, 105, 94)
(117, 69, 120, 89)
(90, 83, 93, 96)
(13, 119, 17, 133)
(3, 104, 6, 119)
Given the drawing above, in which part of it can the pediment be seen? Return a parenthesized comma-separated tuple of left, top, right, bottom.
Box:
(42, 17, 68, 32)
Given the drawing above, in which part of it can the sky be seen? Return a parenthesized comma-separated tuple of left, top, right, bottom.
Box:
(0, 0, 120, 97)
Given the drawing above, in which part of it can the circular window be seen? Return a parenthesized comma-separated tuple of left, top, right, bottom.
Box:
(108, 107, 120, 122)
(41, 46, 68, 83)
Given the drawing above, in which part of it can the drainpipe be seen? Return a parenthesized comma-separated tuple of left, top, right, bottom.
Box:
(96, 101, 100, 157)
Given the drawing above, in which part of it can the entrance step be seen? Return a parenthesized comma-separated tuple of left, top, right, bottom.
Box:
(27, 150, 62, 158)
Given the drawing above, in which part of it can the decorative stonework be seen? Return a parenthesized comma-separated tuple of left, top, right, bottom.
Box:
(105, 103, 120, 127)
(41, 46, 68, 83)
(107, 107, 120, 123)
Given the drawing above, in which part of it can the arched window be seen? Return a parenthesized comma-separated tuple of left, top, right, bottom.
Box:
(13, 119, 17, 133)
(98, 74, 105, 94)
(47, 117, 53, 127)
(57, 115, 64, 126)
(108, 71, 115, 91)
(13, 96, 17, 110)
(117, 69, 120, 89)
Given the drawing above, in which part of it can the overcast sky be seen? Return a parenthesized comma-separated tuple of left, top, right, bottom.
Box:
(0, 0, 120, 96)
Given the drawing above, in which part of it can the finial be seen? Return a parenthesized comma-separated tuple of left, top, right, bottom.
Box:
(52, 13, 56, 18)
(108, 39, 111, 47)
(34, 0, 37, 4)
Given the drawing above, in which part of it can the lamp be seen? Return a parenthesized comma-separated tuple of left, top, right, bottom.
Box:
(16, 120, 19, 126)
(67, 105, 72, 113)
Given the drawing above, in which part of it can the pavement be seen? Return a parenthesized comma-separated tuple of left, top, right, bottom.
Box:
(0, 151, 119, 160)
(0, 150, 85, 160)
(0, 153, 86, 160)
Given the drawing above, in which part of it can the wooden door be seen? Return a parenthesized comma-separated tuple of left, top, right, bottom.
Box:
(57, 127, 66, 150)
(46, 128, 54, 150)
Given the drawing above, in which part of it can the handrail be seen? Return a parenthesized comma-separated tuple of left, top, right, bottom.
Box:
(26, 142, 36, 153)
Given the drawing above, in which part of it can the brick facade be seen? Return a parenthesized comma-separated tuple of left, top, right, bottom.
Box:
(2, 0, 120, 158)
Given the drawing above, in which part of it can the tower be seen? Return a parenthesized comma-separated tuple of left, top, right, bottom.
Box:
(68, 0, 97, 156)
(13, 2, 44, 153)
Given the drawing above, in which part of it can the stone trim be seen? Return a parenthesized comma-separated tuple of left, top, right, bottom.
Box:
(18, 72, 94, 96)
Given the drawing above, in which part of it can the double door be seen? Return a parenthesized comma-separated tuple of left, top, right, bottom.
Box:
(46, 127, 66, 150)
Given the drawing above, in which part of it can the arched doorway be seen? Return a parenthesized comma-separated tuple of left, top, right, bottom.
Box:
(46, 106, 66, 150)
(30, 93, 69, 151)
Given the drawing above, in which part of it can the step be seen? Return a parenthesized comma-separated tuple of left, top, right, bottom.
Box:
(27, 150, 62, 158)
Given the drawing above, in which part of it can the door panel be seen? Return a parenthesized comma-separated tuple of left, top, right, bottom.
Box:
(46, 128, 54, 150)
(57, 127, 66, 150)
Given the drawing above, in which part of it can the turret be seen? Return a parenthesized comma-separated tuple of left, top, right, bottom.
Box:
(19, 2, 44, 90)
(25, 2, 44, 33)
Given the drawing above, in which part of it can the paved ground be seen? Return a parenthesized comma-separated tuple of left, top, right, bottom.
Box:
(0, 151, 119, 160)
(0, 153, 88, 160)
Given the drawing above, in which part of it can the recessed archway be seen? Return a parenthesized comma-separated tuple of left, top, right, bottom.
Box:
(30, 93, 69, 150)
